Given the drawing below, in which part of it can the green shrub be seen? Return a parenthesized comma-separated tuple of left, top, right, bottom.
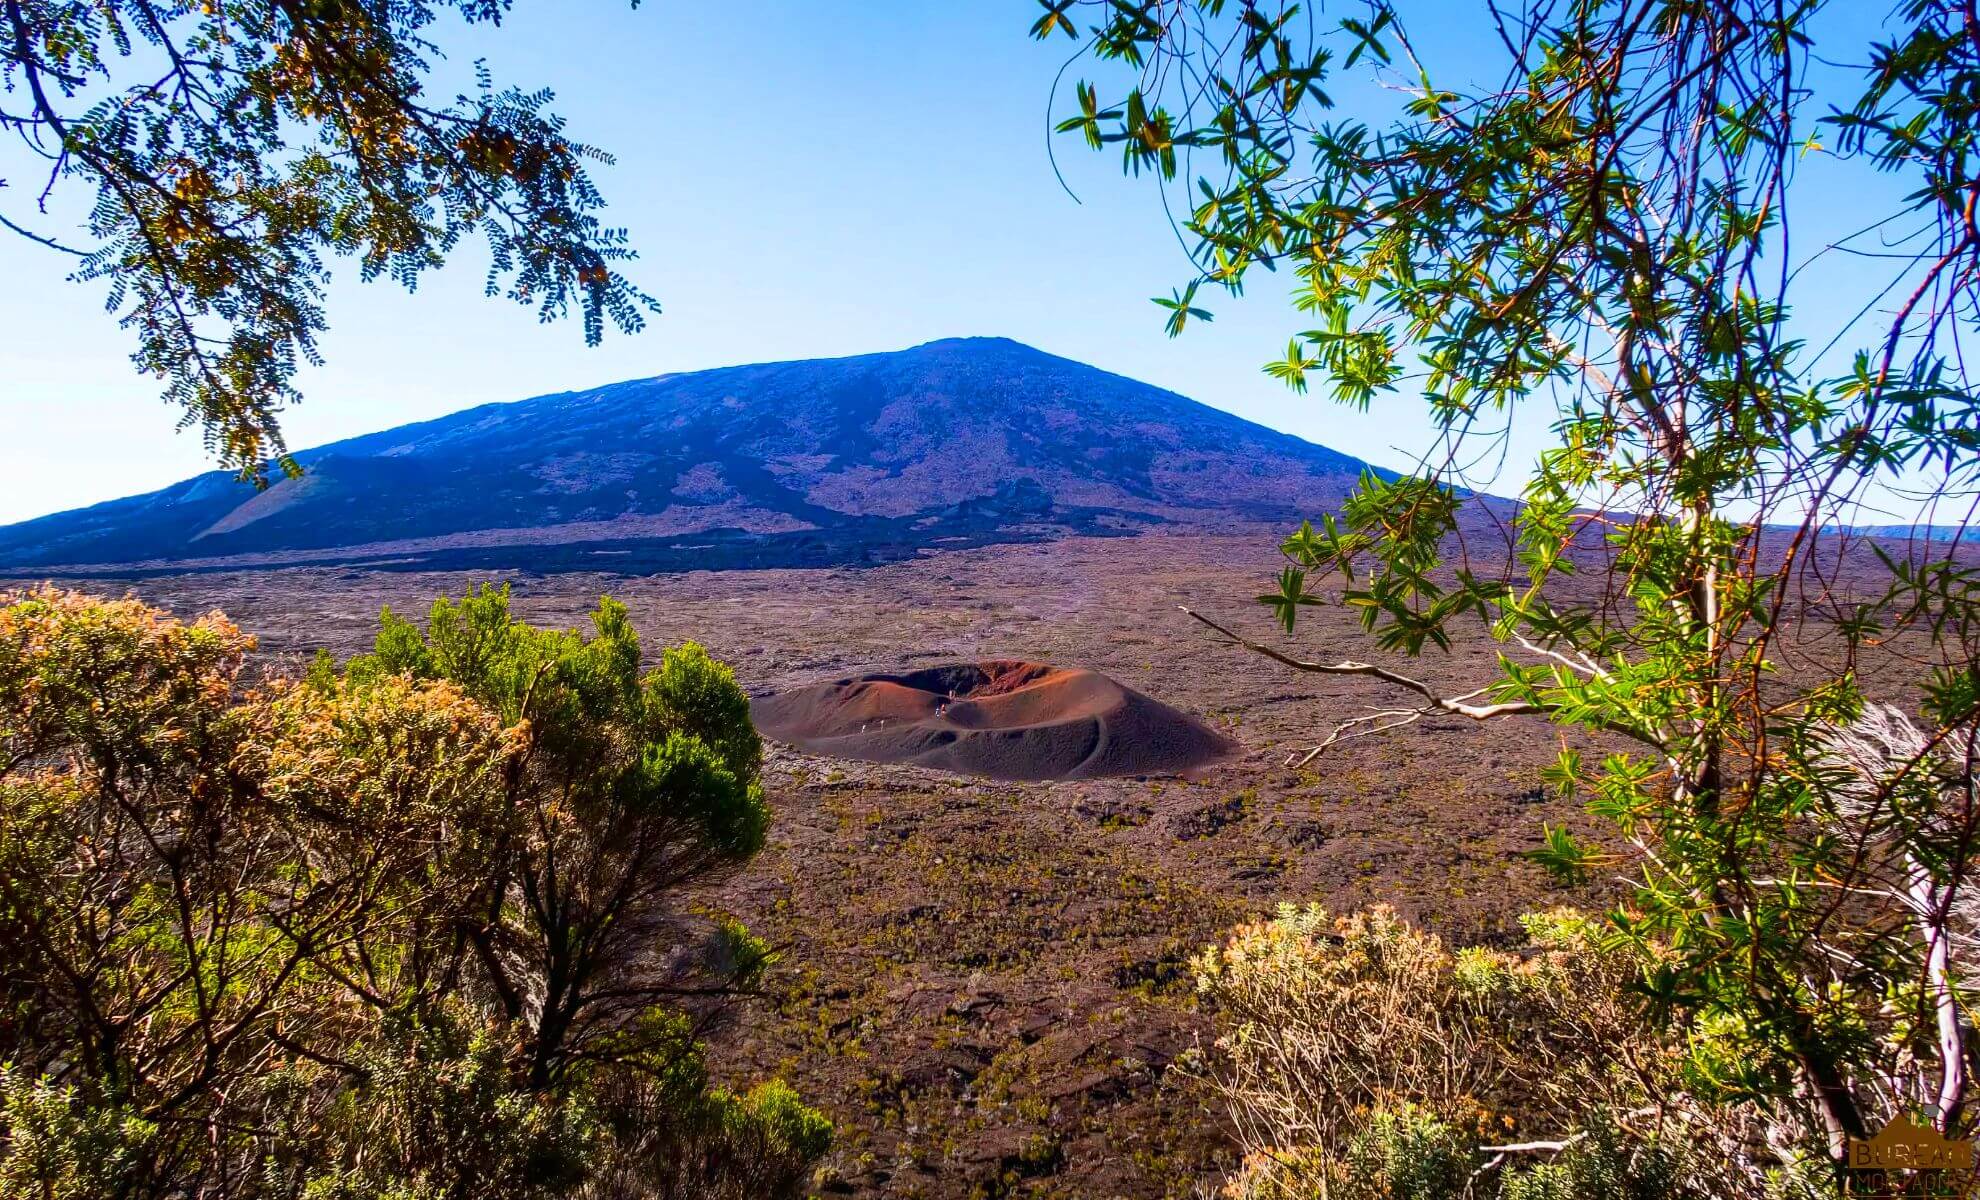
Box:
(0, 586, 824, 1200)
(1338, 1107, 1474, 1200)
(1500, 1117, 1692, 1200)
(0, 1070, 153, 1200)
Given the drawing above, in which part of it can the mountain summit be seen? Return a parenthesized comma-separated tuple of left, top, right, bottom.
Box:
(0, 338, 1369, 574)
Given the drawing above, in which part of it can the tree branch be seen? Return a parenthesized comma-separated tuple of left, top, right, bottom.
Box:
(1179, 605, 1544, 720)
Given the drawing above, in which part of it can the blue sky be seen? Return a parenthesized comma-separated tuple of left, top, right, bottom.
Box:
(0, 1, 1915, 525)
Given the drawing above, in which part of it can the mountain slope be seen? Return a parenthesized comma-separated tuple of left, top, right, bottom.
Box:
(0, 338, 1373, 574)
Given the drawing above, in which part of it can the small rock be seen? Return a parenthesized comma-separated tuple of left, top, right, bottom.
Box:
(1171, 795, 1245, 839)
(1285, 819, 1332, 848)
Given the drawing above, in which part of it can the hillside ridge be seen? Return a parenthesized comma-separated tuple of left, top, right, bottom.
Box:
(0, 337, 1372, 575)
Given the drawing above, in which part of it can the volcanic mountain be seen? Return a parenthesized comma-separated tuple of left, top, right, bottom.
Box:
(0, 337, 1373, 575)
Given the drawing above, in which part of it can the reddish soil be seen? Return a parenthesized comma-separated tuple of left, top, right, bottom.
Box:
(751, 661, 1238, 781)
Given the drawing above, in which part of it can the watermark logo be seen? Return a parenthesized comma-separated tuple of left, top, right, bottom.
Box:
(1846, 1113, 1979, 1198)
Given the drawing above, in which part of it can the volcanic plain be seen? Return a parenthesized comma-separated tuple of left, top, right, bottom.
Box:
(7, 530, 1620, 1199)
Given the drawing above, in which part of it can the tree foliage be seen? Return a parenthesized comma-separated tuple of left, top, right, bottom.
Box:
(0, 585, 824, 1199)
(1, 1, 656, 478)
(1038, 0, 1980, 1182)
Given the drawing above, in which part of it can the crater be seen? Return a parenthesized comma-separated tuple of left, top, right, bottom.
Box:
(749, 660, 1238, 781)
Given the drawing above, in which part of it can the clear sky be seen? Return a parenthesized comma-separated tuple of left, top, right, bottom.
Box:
(0, 1, 1915, 526)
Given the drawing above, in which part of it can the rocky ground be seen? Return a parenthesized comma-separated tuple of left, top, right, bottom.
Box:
(6, 531, 1663, 1198)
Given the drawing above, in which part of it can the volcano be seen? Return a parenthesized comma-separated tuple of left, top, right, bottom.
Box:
(750, 660, 1239, 781)
(0, 337, 1373, 575)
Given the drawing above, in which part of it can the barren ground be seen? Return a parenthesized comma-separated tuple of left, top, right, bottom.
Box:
(9, 531, 1658, 1198)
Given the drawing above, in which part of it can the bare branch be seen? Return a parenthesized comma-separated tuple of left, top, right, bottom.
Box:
(1179, 605, 1544, 720)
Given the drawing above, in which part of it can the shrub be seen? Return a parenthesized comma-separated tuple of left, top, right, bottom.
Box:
(1499, 1116, 1690, 1200)
(0, 585, 826, 1200)
(1192, 904, 1757, 1199)
(0, 1071, 152, 1200)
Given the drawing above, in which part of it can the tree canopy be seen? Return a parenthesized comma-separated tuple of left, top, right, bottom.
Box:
(1037, 0, 1980, 1184)
(1, 1, 655, 479)
(0, 585, 826, 1199)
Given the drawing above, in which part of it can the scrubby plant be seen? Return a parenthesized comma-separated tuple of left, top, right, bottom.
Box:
(1498, 1116, 1691, 1200)
(340, 585, 773, 1091)
(1192, 903, 1755, 1198)
(0, 585, 826, 1199)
